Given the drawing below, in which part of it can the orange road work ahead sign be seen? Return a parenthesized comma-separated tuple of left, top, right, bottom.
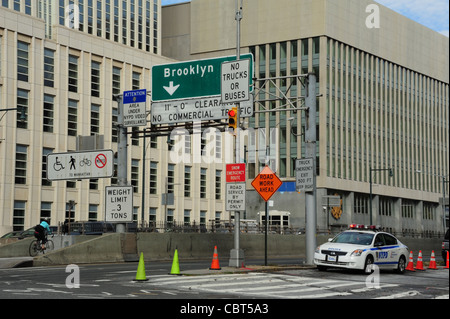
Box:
(251, 166, 283, 202)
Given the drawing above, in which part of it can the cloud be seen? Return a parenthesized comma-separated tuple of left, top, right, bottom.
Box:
(375, 0, 449, 36)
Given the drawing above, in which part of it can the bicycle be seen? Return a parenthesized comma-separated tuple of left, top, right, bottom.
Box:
(29, 235, 54, 257)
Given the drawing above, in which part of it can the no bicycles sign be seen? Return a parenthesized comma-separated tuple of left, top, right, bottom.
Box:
(47, 150, 114, 181)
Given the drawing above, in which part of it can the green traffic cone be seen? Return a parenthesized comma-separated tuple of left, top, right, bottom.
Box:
(169, 249, 181, 275)
(134, 252, 149, 281)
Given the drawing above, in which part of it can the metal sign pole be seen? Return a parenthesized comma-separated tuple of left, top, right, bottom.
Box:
(229, 0, 244, 268)
(115, 95, 128, 233)
(304, 73, 317, 265)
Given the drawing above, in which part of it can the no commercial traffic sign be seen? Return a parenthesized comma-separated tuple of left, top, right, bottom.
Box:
(251, 166, 283, 202)
(151, 54, 254, 125)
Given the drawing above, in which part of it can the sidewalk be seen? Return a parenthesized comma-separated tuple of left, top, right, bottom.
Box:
(0, 257, 33, 269)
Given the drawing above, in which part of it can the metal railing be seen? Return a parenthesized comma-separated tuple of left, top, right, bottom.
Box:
(54, 220, 445, 238)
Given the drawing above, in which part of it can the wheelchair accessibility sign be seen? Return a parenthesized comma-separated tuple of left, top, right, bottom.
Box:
(47, 150, 114, 181)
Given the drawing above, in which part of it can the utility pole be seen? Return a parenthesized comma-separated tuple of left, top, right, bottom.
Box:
(229, 0, 244, 268)
(304, 73, 317, 265)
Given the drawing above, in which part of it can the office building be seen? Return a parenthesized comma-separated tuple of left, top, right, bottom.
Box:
(162, 0, 449, 235)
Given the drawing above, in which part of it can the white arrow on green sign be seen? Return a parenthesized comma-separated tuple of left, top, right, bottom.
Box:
(152, 54, 253, 102)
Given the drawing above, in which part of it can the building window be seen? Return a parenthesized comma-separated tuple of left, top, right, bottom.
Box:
(149, 161, 158, 194)
(43, 48, 55, 87)
(167, 164, 175, 194)
(79, 0, 85, 32)
(200, 168, 207, 199)
(13, 0, 19, 11)
(112, 66, 121, 96)
(16, 89, 28, 129)
(41, 202, 52, 223)
(167, 209, 174, 225)
(184, 166, 191, 197)
(13, 201, 26, 231)
(68, 55, 78, 93)
(122, 0, 127, 44)
(200, 211, 206, 227)
(113, 0, 119, 42)
(68, 99, 78, 136)
(89, 204, 98, 221)
(215, 170, 221, 200)
(423, 203, 435, 220)
(91, 61, 101, 97)
(131, 159, 139, 193)
(25, 0, 31, 15)
(91, 104, 100, 135)
(130, 0, 136, 47)
(43, 94, 54, 133)
(401, 201, 415, 219)
(112, 107, 118, 143)
(153, 0, 158, 54)
(2, 0, 9, 8)
(96, 0, 102, 37)
(87, 0, 93, 34)
(58, 0, 64, 25)
(15, 144, 28, 184)
(149, 207, 157, 224)
(42, 148, 53, 186)
(145, 0, 151, 52)
(132, 71, 141, 89)
(354, 193, 369, 215)
(66, 202, 76, 223)
(184, 210, 191, 226)
(17, 41, 29, 82)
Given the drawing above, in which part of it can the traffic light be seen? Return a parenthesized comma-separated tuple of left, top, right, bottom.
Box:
(228, 107, 238, 130)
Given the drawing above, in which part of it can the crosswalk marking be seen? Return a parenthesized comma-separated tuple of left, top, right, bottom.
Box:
(143, 272, 406, 299)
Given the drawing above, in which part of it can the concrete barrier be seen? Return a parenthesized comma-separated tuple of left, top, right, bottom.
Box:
(1, 232, 444, 267)
(33, 233, 124, 266)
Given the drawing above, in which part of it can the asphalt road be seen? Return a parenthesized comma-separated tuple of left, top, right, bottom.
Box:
(0, 258, 447, 304)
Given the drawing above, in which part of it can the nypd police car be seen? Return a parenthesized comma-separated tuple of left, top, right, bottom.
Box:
(314, 225, 409, 274)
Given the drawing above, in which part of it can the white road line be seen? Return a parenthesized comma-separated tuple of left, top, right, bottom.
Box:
(374, 290, 420, 299)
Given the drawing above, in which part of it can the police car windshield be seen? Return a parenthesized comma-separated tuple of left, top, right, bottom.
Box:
(331, 231, 374, 245)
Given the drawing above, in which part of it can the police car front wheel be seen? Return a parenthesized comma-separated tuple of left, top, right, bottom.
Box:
(363, 255, 374, 274)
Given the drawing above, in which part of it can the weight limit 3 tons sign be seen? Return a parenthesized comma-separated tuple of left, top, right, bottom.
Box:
(105, 186, 133, 222)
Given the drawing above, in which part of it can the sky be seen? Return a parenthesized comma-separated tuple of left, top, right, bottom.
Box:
(161, 0, 449, 37)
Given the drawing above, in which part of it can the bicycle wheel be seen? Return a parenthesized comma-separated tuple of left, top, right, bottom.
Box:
(45, 240, 54, 251)
(29, 240, 39, 257)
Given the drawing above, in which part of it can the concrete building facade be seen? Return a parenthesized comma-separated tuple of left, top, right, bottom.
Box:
(0, 1, 231, 235)
(162, 0, 449, 235)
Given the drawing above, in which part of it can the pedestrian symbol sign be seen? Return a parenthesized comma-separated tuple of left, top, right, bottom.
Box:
(47, 150, 114, 181)
(251, 166, 283, 202)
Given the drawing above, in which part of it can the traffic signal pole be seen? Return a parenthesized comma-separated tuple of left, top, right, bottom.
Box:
(304, 73, 317, 265)
(229, 0, 245, 268)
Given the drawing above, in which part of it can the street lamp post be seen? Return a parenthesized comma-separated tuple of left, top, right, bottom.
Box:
(369, 167, 393, 225)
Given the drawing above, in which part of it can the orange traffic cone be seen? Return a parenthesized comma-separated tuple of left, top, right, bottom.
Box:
(209, 246, 221, 270)
(415, 250, 425, 271)
(445, 251, 449, 269)
(406, 251, 415, 271)
(428, 251, 438, 270)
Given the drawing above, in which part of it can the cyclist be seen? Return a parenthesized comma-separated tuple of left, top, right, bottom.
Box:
(34, 219, 52, 250)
